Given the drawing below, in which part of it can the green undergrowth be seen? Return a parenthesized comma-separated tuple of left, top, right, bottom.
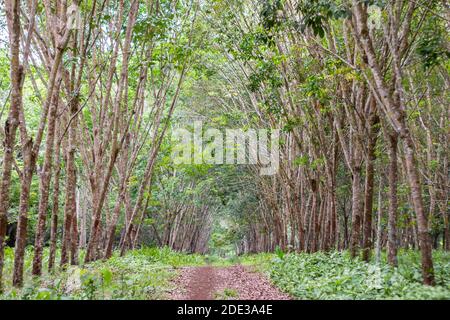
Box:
(214, 288, 239, 300)
(240, 249, 450, 300)
(1, 246, 206, 300)
(2, 247, 448, 300)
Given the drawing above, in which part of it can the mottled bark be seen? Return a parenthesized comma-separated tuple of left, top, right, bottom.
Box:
(0, 0, 23, 291)
(48, 132, 62, 272)
(387, 133, 399, 267)
(352, 0, 434, 285)
(85, 0, 138, 262)
(12, 1, 75, 285)
(70, 211, 79, 265)
(60, 110, 77, 266)
(362, 106, 379, 261)
(32, 77, 61, 276)
(350, 160, 363, 258)
(375, 178, 384, 264)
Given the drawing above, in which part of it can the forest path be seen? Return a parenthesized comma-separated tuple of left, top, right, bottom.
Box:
(168, 265, 290, 300)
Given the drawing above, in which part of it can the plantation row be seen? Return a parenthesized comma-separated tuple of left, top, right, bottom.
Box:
(0, 0, 448, 296)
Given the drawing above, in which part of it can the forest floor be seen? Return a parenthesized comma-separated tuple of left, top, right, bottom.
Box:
(1, 247, 449, 300)
(168, 265, 290, 300)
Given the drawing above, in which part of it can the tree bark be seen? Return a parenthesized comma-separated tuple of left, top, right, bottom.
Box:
(48, 129, 62, 272)
(362, 105, 379, 261)
(32, 76, 62, 276)
(387, 133, 399, 267)
(352, 0, 434, 285)
(0, 0, 23, 291)
(350, 151, 363, 258)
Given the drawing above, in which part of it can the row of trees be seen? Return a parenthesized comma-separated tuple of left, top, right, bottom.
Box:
(0, 0, 448, 291)
(0, 0, 200, 290)
(193, 0, 448, 286)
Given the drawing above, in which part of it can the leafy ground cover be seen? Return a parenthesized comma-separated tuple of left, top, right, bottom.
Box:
(240, 250, 450, 300)
(2, 247, 449, 300)
(0, 247, 206, 300)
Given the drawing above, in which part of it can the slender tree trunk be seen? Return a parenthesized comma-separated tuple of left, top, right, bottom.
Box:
(387, 133, 398, 267)
(0, 0, 23, 291)
(309, 185, 318, 253)
(12, 137, 34, 286)
(32, 77, 62, 276)
(48, 132, 62, 272)
(350, 154, 363, 258)
(402, 134, 435, 284)
(60, 101, 78, 266)
(375, 178, 384, 264)
(352, 1, 434, 285)
(70, 210, 79, 265)
(362, 108, 379, 261)
(443, 212, 450, 251)
(13, 8, 72, 285)
(78, 188, 87, 249)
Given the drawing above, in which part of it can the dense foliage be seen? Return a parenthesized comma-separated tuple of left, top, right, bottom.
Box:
(0, 0, 448, 298)
(246, 250, 450, 299)
(1, 247, 206, 300)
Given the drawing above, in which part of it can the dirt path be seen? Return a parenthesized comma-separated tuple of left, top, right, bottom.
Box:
(169, 265, 290, 300)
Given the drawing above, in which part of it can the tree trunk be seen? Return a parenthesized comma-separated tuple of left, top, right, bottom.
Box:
(12, 138, 34, 287)
(387, 133, 399, 267)
(0, 0, 23, 291)
(402, 134, 435, 284)
(48, 132, 62, 272)
(362, 107, 379, 261)
(352, 0, 434, 285)
(60, 101, 77, 266)
(32, 77, 61, 276)
(375, 178, 384, 264)
(350, 155, 363, 258)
